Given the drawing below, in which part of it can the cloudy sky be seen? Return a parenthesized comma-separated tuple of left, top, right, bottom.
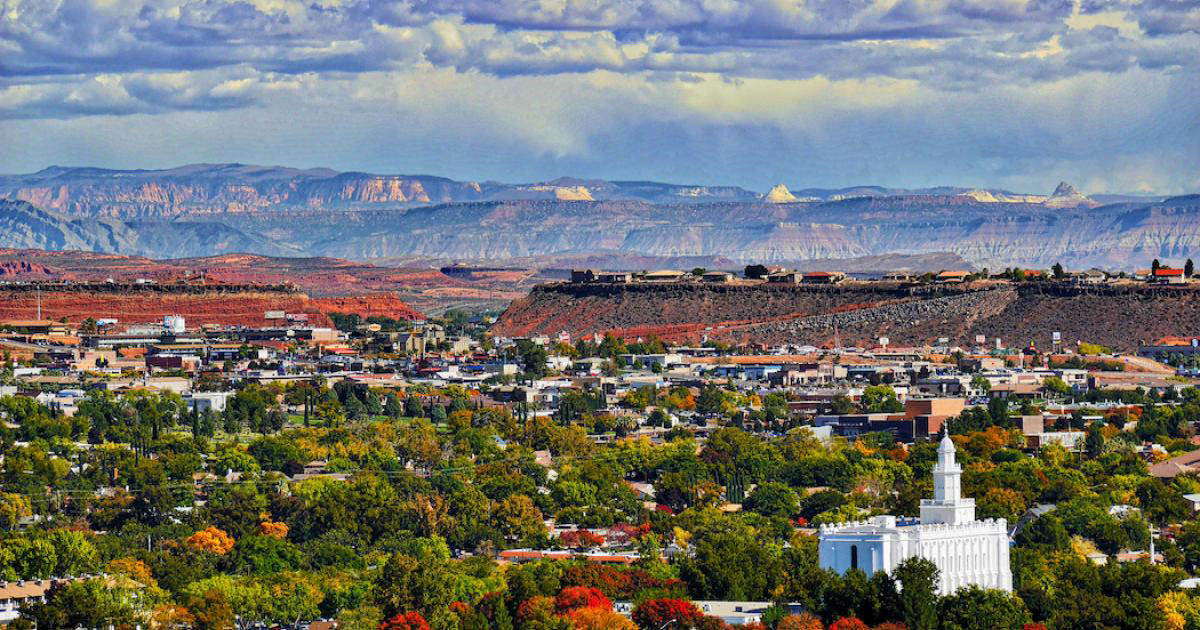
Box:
(2, 0, 1198, 194)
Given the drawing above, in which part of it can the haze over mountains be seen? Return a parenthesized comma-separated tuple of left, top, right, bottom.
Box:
(0, 163, 1194, 269)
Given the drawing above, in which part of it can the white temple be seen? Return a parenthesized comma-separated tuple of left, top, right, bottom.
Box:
(818, 434, 1012, 595)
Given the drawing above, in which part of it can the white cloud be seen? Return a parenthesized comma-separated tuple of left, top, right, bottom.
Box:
(0, 0, 1196, 194)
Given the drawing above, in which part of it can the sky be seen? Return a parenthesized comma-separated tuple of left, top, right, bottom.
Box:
(1, 0, 1198, 195)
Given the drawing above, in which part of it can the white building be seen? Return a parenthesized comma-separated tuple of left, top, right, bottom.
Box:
(163, 314, 186, 334)
(818, 435, 1012, 595)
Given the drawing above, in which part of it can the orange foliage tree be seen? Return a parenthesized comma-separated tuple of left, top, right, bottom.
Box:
(185, 526, 235, 555)
(259, 520, 289, 539)
(778, 613, 826, 630)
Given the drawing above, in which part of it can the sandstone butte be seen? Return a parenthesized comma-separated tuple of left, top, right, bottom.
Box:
(0, 290, 422, 328)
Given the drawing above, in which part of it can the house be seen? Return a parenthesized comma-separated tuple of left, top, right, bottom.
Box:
(1152, 268, 1187, 285)
(702, 271, 735, 283)
(802, 271, 847, 284)
(1151, 448, 1200, 478)
(597, 271, 633, 284)
(883, 271, 913, 282)
(767, 272, 802, 284)
(639, 270, 686, 283)
(936, 270, 971, 284)
(570, 269, 598, 283)
(1071, 269, 1109, 285)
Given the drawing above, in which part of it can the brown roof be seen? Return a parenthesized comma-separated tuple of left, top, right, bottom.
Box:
(1151, 448, 1200, 478)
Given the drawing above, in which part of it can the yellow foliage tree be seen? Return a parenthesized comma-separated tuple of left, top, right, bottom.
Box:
(0, 492, 32, 531)
(107, 557, 158, 588)
(570, 606, 636, 630)
(1157, 590, 1200, 630)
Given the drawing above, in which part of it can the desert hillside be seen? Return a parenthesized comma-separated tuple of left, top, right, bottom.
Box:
(494, 282, 1200, 352)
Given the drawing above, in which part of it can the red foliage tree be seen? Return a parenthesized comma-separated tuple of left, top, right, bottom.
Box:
(632, 598, 704, 630)
(1023, 625, 1049, 630)
(560, 529, 607, 549)
(829, 618, 869, 630)
(555, 586, 613, 613)
(378, 611, 430, 630)
(563, 564, 630, 598)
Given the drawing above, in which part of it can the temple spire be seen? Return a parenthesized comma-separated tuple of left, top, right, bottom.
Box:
(921, 433, 974, 524)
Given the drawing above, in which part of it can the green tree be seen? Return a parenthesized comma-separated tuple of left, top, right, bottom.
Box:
(893, 556, 939, 630)
(21, 578, 140, 628)
(861, 386, 904, 413)
(385, 393, 402, 418)
(206, 484, 269, 538)
(697, 385, 729, 415)
(1085, 424, 1105, 458)
(677, 518, 783, 601)
(742, 481, 800, 518)
(405, 395, 425, 418)
(228, 535, 302, 574)
(939, 585, 1030, 630)
(374, 538, 457, 620)
(1015, 514, 1070, 552)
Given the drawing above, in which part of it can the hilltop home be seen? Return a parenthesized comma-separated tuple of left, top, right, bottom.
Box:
(1152, 268, 1187, 284)
(702, 271, 735, 283)
(802, 271, 847, 284)
(639, 270, 686, 283)
(936, 270, 971, 284)
(570, 269, 598, 283)
(1071, 269, 1109, 285)
(767, 271, 803, 284)
(597, 271, 633, 284)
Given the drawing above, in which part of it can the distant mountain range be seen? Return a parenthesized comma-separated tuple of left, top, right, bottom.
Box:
(0, 163, 1194, 269)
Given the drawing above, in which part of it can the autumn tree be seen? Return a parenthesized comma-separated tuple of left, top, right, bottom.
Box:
(571, 606, 636, 630)
(379, 611, 431, 630)
(186, 526, 236, 556)
(632, 598, 704, 630)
